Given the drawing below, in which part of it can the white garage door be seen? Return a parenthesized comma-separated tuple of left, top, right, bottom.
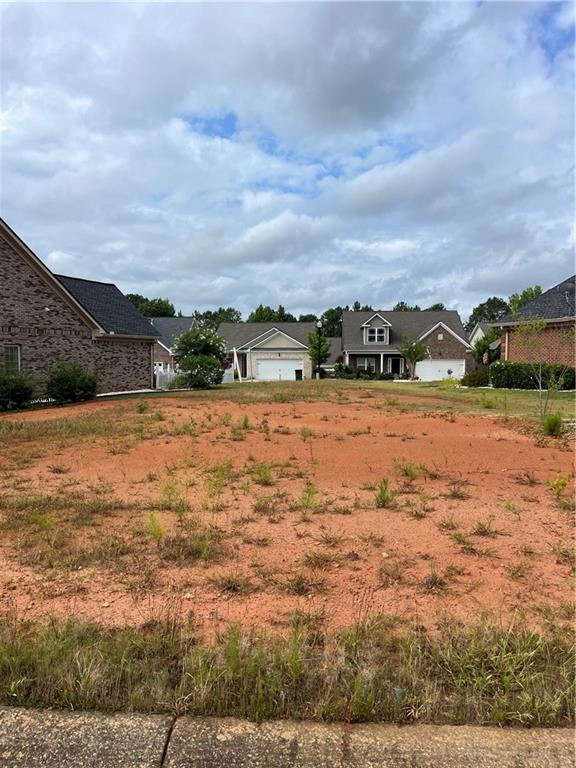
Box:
(256, 358, 304, 381)
(415, 359, 466, 382)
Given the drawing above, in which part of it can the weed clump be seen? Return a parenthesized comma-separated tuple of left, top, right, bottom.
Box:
(374, 479, 397, 509)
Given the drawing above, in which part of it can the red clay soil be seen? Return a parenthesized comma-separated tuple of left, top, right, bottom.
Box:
(0, 393, 573, 637)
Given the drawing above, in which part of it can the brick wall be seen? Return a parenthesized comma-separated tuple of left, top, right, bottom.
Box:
(420, 328, 474, 372)
(153, 341, 172, 367)
(1, 232, 154, 393)
(503, 322, 575, 366)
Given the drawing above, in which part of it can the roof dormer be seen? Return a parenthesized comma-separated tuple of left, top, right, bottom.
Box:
(361, 313, 391, 344)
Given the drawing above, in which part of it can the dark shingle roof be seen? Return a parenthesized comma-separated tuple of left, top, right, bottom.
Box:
(218, 322, 317, 349)
(149, 317, 195, 350)
(55, 275, 159, 338)
(342, 310, 469, 350)
(498, 276, 575, 324)
(324, 337, 343, 366)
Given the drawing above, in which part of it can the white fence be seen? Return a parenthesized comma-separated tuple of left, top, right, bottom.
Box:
(155, 369, 179, 390)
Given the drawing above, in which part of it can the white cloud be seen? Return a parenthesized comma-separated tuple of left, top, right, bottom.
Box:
(0, 2, 573, 319)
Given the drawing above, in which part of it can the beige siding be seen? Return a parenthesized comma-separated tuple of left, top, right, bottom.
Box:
(256, 333, 306, 350)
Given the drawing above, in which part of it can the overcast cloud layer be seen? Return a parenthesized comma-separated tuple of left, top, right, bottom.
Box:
(1, 1, 574, 320)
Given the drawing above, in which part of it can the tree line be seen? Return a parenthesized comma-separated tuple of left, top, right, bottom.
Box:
(127, 285, 542, 337)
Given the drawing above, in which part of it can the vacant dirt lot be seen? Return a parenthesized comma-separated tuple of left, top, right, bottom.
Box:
(0, 387, 573, 636)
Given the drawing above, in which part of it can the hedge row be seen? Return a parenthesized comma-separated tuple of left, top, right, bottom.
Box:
(490, 361, 575, 390)
(0, 364, 98, 411)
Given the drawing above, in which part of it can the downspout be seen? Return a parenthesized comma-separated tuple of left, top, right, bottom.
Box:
(504, 330, 509, 361)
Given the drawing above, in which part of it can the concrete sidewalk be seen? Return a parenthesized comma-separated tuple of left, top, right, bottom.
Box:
(0, 707, 573, 767)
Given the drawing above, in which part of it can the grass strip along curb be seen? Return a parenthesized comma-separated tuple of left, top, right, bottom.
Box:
(0, 613, 573, 726)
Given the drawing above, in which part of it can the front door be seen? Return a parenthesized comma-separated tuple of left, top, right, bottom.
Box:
(390, 357, 403, 375)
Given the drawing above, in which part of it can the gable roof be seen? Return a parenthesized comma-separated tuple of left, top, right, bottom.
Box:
(1, 218, 104, 333)
(497, 276, 575, 325)
(342, 310, 469, 350)
(148, 317, 195, 350)
(218, 322, 316, 350)
(55, 275, 159, 338)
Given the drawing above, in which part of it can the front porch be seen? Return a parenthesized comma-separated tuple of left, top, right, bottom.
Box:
(346, 353, 405, 376)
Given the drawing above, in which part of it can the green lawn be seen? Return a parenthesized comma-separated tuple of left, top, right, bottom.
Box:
(109, 379, 575, 420)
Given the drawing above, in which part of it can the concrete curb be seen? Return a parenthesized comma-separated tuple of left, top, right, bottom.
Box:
(0, 708, 573, 768)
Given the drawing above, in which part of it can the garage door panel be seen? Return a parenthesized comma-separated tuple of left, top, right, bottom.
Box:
(415, 359, 466, 382)
(256, 359, 304, 381)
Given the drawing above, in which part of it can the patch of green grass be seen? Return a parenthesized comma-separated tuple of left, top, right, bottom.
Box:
(251, 463, 275, 486)
(541, 412, 563, 436)
(209, 571, 253, 595)
(146, 512, 164, 543)
(299, 482, 318, 511)
(374, 478, 397, 509)
(472, 516, 503, 538)
(303, 551, 341, 569)
(0, 613, 572, 725)
(546, 473, 570, 500)
(284, 570, 326, 596)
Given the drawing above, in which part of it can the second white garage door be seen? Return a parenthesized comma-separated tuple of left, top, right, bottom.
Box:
(414, 359, 466, 382)
(256, 358, 304, 381)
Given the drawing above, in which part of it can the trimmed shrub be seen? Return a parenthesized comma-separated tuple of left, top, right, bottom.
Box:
(378, 372, 395, 381)
(461, 369, 489, 388)
(46, 364, 98, 404)
(179, 354, 224, 388)
(542, 413, 563, 436)
(0, 374, 35, 411)
(490, 361, 575, 391)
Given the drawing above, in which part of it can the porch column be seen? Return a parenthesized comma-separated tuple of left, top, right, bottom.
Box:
(380, 353, 384, 374)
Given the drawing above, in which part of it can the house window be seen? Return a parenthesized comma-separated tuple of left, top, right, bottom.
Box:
(366, 327, 388, 343)
(357, 357, 375, 373)
(4, 345, 21, 374)
(437, 333, 444, 340)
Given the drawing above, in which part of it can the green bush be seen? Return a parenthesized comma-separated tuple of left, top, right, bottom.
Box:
(0, 374, 35, 411)
(542, 413, 563, 436)
(490, 361, 575, 391)
(46, 364, 98, 404)
(378, 372, 395, 381)
(179, 354, 224, 388)
(461, 369, 489, 388)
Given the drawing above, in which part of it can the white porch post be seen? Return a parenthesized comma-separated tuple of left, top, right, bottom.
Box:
(233, 347, 242, 383)
(380, 353, 384, 374)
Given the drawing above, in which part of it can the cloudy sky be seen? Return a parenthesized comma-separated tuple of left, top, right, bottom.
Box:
(1, 1, 574, 320)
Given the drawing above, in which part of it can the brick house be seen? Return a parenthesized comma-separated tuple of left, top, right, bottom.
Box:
(218, 311, 472, 382)
(149, 316, 196, 372)
(1, 219, 159, 393)
(342, 310, 473, 379)
(496, 276, 575, 366)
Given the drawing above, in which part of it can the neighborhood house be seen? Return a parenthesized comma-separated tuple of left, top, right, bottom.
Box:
(217, 310, 473, 382)
(496, 276, 575, 366)
(1, 219, 159, 393)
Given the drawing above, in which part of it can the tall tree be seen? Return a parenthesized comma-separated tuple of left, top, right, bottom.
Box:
(508, 285, 543, 316)
(247, 304, 297, 322)
(126, 294, 175, 317)
(192, 307, 241, 328)
(320, 306, 346, 337)
(248, 304, 277, 322)
(308, 326, 331, 375)
(275, 305, 297, 322)
(465, 297, 509, 332)
(393, 301, 421, 312)
(352, 300, 373, 311)
(424, 303, 446, 311)
(298, 313, 318, 322)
